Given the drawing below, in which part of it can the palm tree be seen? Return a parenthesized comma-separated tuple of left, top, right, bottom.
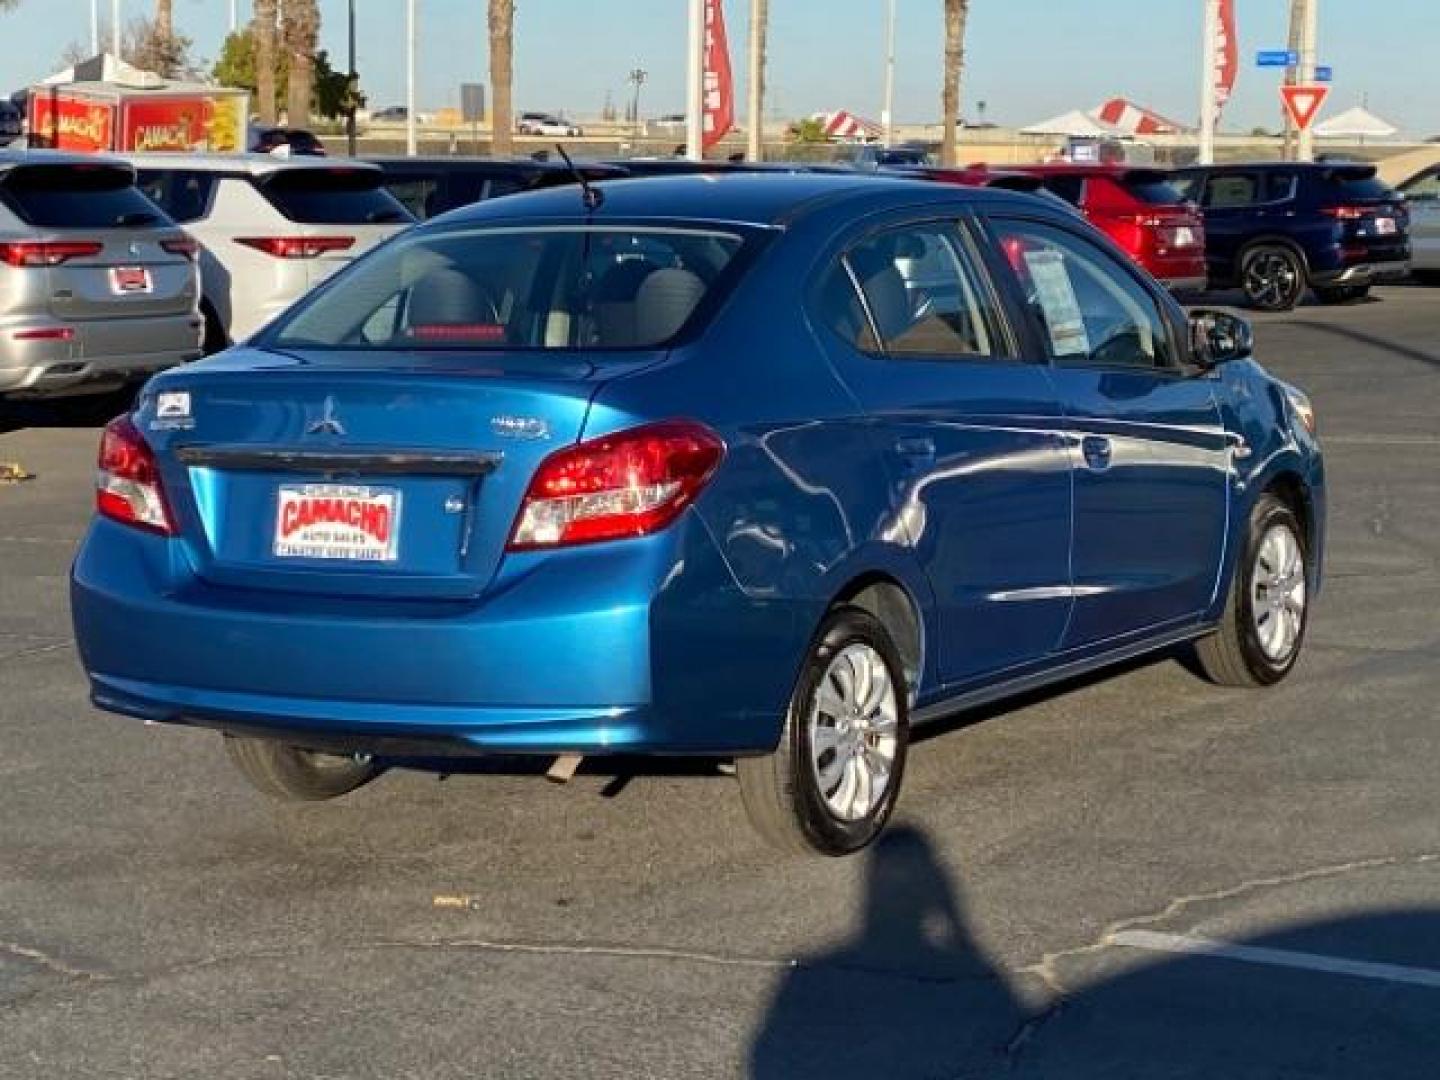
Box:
(284, 0, 320, 127)
(489, 0, 515, 156)
(254, 0, 277, 124)
(155, 0, 172, 41)
(940, 0, 970, 167)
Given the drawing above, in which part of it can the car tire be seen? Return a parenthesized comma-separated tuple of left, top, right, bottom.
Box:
(1240, 245, 1307, 312)
(201, 304, 228, 356)
(737, 607, 909, 856)
(1314, 285, 1370, 305)
(224, 735, 380, 801)
(1193, 493, 1310, 688)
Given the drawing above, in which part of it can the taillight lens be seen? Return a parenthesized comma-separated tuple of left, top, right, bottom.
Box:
(508, 421, 725, 550)
(1322, 206, 1366, 221)
(0, 240, 104, 267)
(236, 236, 356, 259)
(161, 236, 200, 260)
(96, 415, 174, 535)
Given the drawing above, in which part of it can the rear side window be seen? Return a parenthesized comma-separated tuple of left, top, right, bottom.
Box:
(135, 170, 217, 223)
(1204, 174, 1258, 208)
(1120, 171, 1188, 205)
(1322, 167, 1393, 201)
(258, 168, 412, 224)
(0, 164, 167, 229)
(269, 226, 749, 354)
(827, 223, 999, 360)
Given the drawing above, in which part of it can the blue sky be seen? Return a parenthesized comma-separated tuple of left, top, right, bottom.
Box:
(5, 1, 1437, 135)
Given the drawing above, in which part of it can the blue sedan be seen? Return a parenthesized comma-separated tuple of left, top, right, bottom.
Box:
(71, 175, 1324, 855)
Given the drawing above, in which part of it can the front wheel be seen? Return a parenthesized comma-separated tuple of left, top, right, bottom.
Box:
(1194, 493, 1310, 687)
(737, 607, 909, 856)
(1241, 245, 1306, 312)
(224, 735, 380, 801)
(1314, 285, 1370, 305)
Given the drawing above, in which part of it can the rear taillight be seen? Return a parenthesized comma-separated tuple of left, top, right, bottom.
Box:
(236, 236, 356, 259)
(508, 421, 725, 550)
(161, 236, 200, 260)
(1322, 206, 1367, 221)
(96, 414, 174, 535)
(0, 240, 104, 267)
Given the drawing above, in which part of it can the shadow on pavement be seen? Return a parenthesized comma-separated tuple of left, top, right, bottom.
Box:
(0, 389, 136, 436)
(750, 826, 1440, 1078)
(1287, 318, 1440, 372)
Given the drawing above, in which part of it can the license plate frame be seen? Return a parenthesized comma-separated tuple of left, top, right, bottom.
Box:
(273, 483, 402, 563)
(1374, 217, 1398, 236)
(109, 266, 153, 295)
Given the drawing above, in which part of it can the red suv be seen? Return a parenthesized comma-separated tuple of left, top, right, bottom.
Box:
(1012, 164, 1207, 292)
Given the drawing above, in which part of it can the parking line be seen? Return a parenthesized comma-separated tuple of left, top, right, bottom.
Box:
(1321, 435, 1440, 447)
(1110, 930, 1440, 990)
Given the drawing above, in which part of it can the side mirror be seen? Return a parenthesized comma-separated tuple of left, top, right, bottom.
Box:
(1189, 308, 1254, 368)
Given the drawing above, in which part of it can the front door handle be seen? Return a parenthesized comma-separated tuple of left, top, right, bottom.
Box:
(1081, 435, 1113, 471)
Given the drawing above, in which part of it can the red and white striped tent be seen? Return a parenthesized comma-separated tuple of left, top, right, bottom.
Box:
(1091, 98, 1188, 136)
(816, 110, 884, 142)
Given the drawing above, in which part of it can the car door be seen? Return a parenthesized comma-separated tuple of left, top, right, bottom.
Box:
(1191, 170, 1261, 283)
(986, 216, 1230, 650)
(812, 218, 1074, 686)
(1398, 167, 1440, 270)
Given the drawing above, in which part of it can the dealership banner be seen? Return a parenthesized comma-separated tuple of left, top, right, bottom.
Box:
(1211, 0, 1238, 111)
(702, 0, 735, 150)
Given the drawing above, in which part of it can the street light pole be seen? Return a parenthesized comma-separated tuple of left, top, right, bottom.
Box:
(686, 0, 704, 161)
(406, 0, 418, 157)
(1197, 0, 1218, 165)
(746, 0, 765, 161)
(111, 0, 120, 58)
(1296, 0, 1319, 162)
(229, 0, 238, 36)
(90, 0, 100, 56)
(346, 0, 358, 157)
(882, 0, 897, 146)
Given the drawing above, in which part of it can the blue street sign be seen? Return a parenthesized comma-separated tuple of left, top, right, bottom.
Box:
(1257, 49, 1300, 67)
(1316, 66, 1333, 83)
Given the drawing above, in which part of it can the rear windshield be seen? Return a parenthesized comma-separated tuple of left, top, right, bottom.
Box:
(1121, 170, 1189, 205)
(258, 168, 412, 224)
(268, 226, 749, 354)
(1322, 167, 1393, 201)
(0, 164, 166, 229)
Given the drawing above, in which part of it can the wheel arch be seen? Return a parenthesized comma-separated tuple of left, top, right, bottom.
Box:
(1236, 235, 1313, 279)
(1261, 468, 1317, 557)
(829, 572, 926, 704)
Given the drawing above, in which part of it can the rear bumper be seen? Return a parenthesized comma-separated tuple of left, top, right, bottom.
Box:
(0, 314, 202, 396)
(1159, 275, 1208, 294)
(1313, 259, 1410, 286)
(71, 515, 799, 756)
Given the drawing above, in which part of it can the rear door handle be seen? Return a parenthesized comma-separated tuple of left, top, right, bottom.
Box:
(1081, 435, 1113, 471)
(895, 436, 936, 461)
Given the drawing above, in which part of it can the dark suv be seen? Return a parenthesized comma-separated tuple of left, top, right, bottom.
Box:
(1173, 162, 1410, 310)
(367, 157, 625, 220)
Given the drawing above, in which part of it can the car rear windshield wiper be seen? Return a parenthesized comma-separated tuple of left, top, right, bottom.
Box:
(115, 211, 160, 227)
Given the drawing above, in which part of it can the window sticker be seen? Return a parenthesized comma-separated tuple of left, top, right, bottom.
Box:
(1023, 249, 1090, 357)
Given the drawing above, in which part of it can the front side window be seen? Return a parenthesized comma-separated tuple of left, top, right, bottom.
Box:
(833, 223, 998, 359)
(994, 219, 1173, 370)
(269, 225, 748, 355)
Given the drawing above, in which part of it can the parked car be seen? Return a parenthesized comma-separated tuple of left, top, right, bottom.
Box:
(71, 175, 1324, 856)
(368, 156, 626, 220)
(369, 106, 410, 123)
(1172, 162, 1410, 310)
(834, 143, 934, 169)
(1395, 165, 1440, 281)
(249, 127, 327, 157)
(880, 164, 1082, 213)
(0, 151, 202, 398)
(1009, 164, 1207, 293)
(123, 154, 413, 350)
(517, 112, 582, 138)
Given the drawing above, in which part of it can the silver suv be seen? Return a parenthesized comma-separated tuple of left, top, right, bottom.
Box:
(122, 154, 413, 351)
(0, 151, 202, 398)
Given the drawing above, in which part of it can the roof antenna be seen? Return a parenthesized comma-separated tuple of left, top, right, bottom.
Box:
(555, 143, 603, 212)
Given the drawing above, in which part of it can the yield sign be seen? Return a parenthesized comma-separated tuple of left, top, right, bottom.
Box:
(1281, 84, 1331, 131)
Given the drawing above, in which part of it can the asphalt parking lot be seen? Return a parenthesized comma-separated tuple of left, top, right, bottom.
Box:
(2, 286, 1437, 1078)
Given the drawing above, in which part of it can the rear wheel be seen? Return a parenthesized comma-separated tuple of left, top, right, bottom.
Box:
(737, 607, 909, 856)
(1240, 245, 1306, 312)
(1194, 493, 1310, 687)
(224, 735, 380, 801)
(1314, 285, 1370, 305)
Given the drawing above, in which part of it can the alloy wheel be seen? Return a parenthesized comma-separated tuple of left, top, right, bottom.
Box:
(1250, 522, 1307, 663)
(808, 643, 901, 822)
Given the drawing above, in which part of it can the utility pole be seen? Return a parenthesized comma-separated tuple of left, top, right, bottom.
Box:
(745, 0, 766, 161)
(882, 0, 897, 146)
(346, 0, 358, 156)
(111, 0, 120, 58)
(627, 67, 647, 133)
(1197, 0, 1218, 165)
(90, 0, 99, 56)
(406, 0, 418, 157)
(229, 0, 238, 36)
(685, 0, 704, 160)
(1296, 0, 1319, 162)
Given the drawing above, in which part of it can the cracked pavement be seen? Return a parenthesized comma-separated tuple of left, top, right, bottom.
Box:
(2, 286, 1438, 1077)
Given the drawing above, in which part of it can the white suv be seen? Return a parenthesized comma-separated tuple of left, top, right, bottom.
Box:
(517, 113, 583, 138)
(120, 155, 414, 351)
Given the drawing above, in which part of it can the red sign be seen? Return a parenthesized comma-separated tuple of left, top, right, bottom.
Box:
(122, 98, 215, 152)
(702, 0, 735, 151)
(1211, 0, 1238, 111)
(1280, 84, 1330, 132)
(28, 92, 114, 151)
